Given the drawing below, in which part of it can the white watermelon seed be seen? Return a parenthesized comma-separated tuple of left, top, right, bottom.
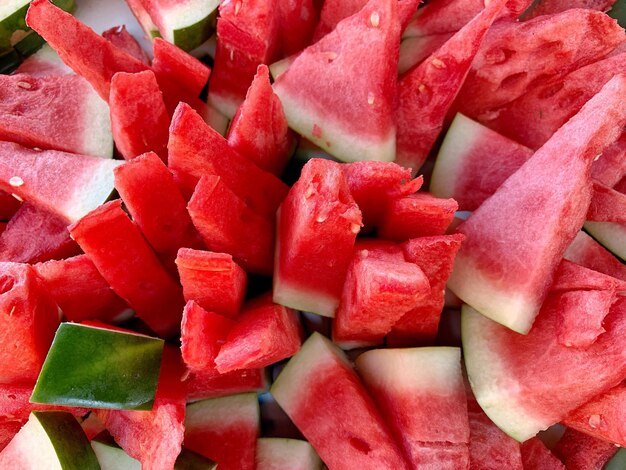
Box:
(370, 12, 380, 27)
(418, 84, 427, 93)
(234, 1, 242, 14)
(229, 48, 235, 61)
(9, 176, 24, 187)
(17, 81, 32, 90)
(350, 223, 361, 234)
(316, 214, 328, 223)
(367, 92, 375, 105)
(588, 414, 601, 428)
(432, 58, 446, 69)
(326, 51, 338, 62)
(11, 194, 23, 202)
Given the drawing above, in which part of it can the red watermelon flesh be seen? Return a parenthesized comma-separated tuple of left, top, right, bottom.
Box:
(271, 333, 411, 470)
(553, 428, 618, 470)
(102, 25, 150, 65)
(187, 175, 275, 276)
(167, 102, 289, 220)
(591, 134, 626, 187)
(96, 347, 186, 470)
(0, 73, 112, 159)
(0, 203, 79, 264)
(277, 0, 319, 56)
(524, 0, 617, 20)
(114, 152, 202, 257)
(68, 200, 185, 338)
(273, 0, 401, 163)
(448, 75, 626, 334)
(181, 300, 235, 371)
(551, 259, 626, 292)
(176, 249, 247, 319)
(273, 159, 362, 317)
(227, 64, 294, 176)
(388, 234, 464, 346)
(25, 0, 150, 101)
(587, 181, 626, 223)
(33, 255, 129, 323)
(0, 262, 59, 385)
(185, 393, 259, 470)
(395, 0, 506, 171)
(455, 10, 625, 122)
(215, 294, 302, 373)
(563, 381, 626, 447)
(520, 438, 565, 470)
(185, 368, 267, 402)
(0, 192, 21, 222)
(152, 37, 210, 98)
(209, 0, 281, 118)
(398, 32, 453, 76)
(555, 289, 615, 348)
(109, 71, 170, 162)
(564, 231, 626, 282)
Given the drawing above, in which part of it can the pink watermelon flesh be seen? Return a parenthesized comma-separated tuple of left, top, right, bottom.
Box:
(187, 175, 275, 276)
(388, 234, 464, 346)
(564, 231, 626, 282)
(152, 37, 210, 98)
(102, 25, 150, 64)
(167, 102, 289, 220)
(551, 259, 626, 292)
(0, 73, 112, 159)
(563, 381, 626, 447)
(448, 74, 626, 334)
(68, 199, 185, 338)
(181, 300, 235, 371)
(185, 368, 267, 402)
(395, 0, 505, 171)
(553, 428, 618, 470)
(33, 255, 129, 323)
(271, 333, 410, 470)
(0, 262, 59, 385)
(462, 294, 626, 442)
(215, 294, 302, 373)
(524, 0, 617, 20)
(587, 181, 626, 222)
(520, 437, 565, 470)
(109, 71, 170, 162)
(185, 393, 260, 470)
(273, 159, 362, 317)
(277, 0, 318, 56)
(209, 0, 281, 118)
(398, 32, 453, 76)
(273, 0, 400, 163)
(114, 151, 202, 257)
(26, 0, 150, 101)
(455, 9, 625, 122)
(14, 45, 74, 78)
(555, 289, 615, 348)
(97, 347, 186, 470)
(0, 203, 79, 264)
(227, 64, 294, 176)
(356, 347, 470, 469)
(176, 249, 247, 319)
(591, 134, 626, 187)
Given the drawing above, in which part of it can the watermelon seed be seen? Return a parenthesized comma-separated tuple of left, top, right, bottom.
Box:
(588, 414, 601, 428)
(11, 194, 23, 202)
(325, 52, 338, 62)
(370, 12, 380, 28)
(316, 214, 328, 223)
(9, 176, 23, 187)
(418, 84, 427, 93)
(234, 1, 242, 15)
(432, 58, 446, 69)
(17, 81, 32, 89)
(367, 92, 375, 105)
(350, 223, 361, 234)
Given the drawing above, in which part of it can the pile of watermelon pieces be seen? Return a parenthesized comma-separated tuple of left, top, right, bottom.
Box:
(1, 0, 626, 468)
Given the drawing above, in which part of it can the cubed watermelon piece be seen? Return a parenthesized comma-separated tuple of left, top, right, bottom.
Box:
(555, 289, 615, 348)
(102, 25, 150, 64)
(152, 37, 210, 98)
(256, 438, 323, 470)
(565, 231, 626, 282)
(273, 0, 400, 163)
(227, 64, 294, 176)
(553, 428, 618, 470)
(448, 75, 626, 334)
(176, 249, 247, 319)
(273, 159, 362, 317)
(520, 438, 565, 470)
(277, 0, 318, 56)
(188, 175, 275, 276)
(109, 71, 170, 162)
(68, 200, 185, 338)
(186, 368, 267, 402)
(271, 333, 410, 470)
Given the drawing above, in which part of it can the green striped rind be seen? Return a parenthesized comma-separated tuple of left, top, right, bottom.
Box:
(171, 10, 217, 52)
(31, 323, 164, 410)
(584, 221, 626, 261)
(0, 48, 21, 73)
(605, 448, 626, 470)
(609, 0, 626, 28)
(156, 0, 220, 51)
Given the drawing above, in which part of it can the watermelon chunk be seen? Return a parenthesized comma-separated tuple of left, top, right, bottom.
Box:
(591, 134, 626, 187)
(448, 75, 626, 334)
(68, 200, 185, 338)
(273, 159, 362, 317)
(398, 33, 452, 75)
(555, 289, 615, 348)
(102, 25, 149, 65)
(520, 438, 565, 470)
(524, 0, 617, 20)
(152, 37, 209, 99)
(186, 368, 267, 402)
(273, 0, 400, 163)
(564, 231, 626, 282)
(276, 0, 319, 56)
(271, 333, 410, 470)
(553, 428, 618, 470)
(256, 438, 323, 470)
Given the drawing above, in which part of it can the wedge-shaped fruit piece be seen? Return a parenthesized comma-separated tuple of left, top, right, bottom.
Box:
(277, 0, 318, 56)
(356, 347, 470, 469)
(0, 411, 99, 469)
(448, 75, 626, 333)
(555, 289, 615, 348)
(31, 323, 163, 410)
(0, 141, 122, 223)
(185, 393, 260, 470)
(521, 438, 564, 470)
(274, 159, 362, 317)
(462, 293, 626, 441)
(396, 0, 505, 171)
(553, 428, 618, 470)
(256, 438, 323, 470)
(186, 368, 267, 402)
(565, 231, 626, 281)
(271, 333, 410, 470)
(152, 37, 209, 97)
(102, 25, 149, 64)
(273, 0, 400, 163)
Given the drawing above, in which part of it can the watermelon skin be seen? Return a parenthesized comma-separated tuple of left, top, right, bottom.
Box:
(185, 368, 267, 402)
(524, 0, 617, 20)
(553, 428, 618, 470)
(273, 159, 362, 317)
(273, 0, 400, 163)
(395, 0, 505, 171)
(102, 25, 150, 65)
(521, 438, 565, 470)
(277, 0, 318, 56)
(176, 249, 247, 319)
(271, 333, 411, 470)
(448, 75, 626, 334)
(33, 255, 129, 323)
(68, 200, 185, 338)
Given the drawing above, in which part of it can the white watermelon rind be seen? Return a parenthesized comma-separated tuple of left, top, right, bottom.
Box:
(583, 221, 626, 262)
(91, 439, 141, 470)
(256, 438, 323, 470)
(185, 392, 260, 432)
(81, 88, 114, 159)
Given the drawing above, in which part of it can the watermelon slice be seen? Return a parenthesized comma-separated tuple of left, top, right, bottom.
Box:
(273, 0, 401, 163)
(397, 33, 452, 75)
(555, 289, 615, 348)
(524, 0, 617, 20)
(256, 438, 323, 470)
(186, 368, 267, 402)
(520, 438, 565, 470)
(448, 75, 626, 334)
(185, 393, 260, 470)
(152, 37, 209, 98)
(102, 25, 149, 65)
(564, 231, 626, 281)
(553, 428, 618, 470)
(271, 333, 410, 470)
(276, 0, 319, 56)
(395, 0, 505, 171)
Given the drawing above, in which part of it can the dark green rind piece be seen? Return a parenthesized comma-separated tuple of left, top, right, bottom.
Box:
(13, 30, 44, 57)
(175, 448, 218, 470)
(0, 48, 21, 73)
(605, 448, 626, 470)
(609, 0, 626, 28)
(31, 323, 164, 410)
(172, 11, 217, 52)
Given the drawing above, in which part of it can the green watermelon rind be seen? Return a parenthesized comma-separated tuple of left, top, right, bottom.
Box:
(583, 221, 626, 262)
(0, 48, 21, 73)
(256, 438, 323, 470)
(155, 0, 220, 51)
(605, 448, 626, 470)
(609, 0, 626, 28)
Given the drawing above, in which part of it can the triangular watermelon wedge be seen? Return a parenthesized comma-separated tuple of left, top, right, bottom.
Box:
(448, 75, 626, 334)
(273, 0, 401, 163)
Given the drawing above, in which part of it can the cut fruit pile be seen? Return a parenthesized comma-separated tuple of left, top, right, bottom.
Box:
(0, 0, 626, 469)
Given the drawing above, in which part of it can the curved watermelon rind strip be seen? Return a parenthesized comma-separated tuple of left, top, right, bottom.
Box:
(583, 221, 626, 262)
